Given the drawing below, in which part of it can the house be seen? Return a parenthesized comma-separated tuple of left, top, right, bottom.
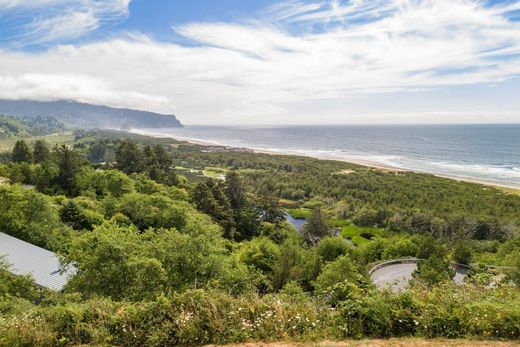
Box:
(0, 232, 73, 291)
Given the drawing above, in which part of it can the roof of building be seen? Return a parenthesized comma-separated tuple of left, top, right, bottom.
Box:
(0, 232, 73, 291)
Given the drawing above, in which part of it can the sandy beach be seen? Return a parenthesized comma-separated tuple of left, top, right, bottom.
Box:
(129, 129, 520, 192)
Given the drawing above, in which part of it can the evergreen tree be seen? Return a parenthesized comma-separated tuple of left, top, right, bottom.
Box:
(33, 140, 50, 163)
(153, 144, 173, 171)
(60, 200, 90, 230)
(87, 141, 107, 163)
(224, 171, 247, 210)
(11, 139, 32, 163)
(192, 180, 236, 239)
(257, 192, 284, 224)
(54, 145, 79, 196)
(192, 182, 218, 216)
(152, 145, 177, 186)
(115, 141, 143, 174)
(302, 207, 331, 246)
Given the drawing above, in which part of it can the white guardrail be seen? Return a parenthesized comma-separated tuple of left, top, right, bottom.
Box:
(369, 258, 510, 275)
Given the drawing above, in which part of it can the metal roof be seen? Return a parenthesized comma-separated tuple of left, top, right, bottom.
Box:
(0, 232, 73, 291)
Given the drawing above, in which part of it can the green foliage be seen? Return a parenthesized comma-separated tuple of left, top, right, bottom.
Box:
(287, 208, 311, 219)
(119, 192, 191, 231)
(238, 237, 280, 276)
(413, 256, 454, 286)
(2, 131, 520, 345)
(65, 218, 255, 300)
(452, 241, 473, 265)
(60, 199, 102, 231)
(0, 115, 67, 139)
(11, 139, 32, 163)
(506, 257, 520, 287)
(32, 140, 51, 163)
(0, 258, 39, 301)
(302, 207, 331, 246)
(0, 184, 65, 249)
(314, 255, 366, 292)
(316, 236, 351, 262)
(179, 148, 520, 240)
(54, 145, 80, 196)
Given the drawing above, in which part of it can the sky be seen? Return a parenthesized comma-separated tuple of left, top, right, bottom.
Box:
(0, 0, 520, 125)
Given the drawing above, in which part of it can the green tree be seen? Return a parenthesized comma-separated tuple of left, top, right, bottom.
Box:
(192, 180, 236, 239)
(452, 241, 473, 265)
(60, 200, 91, 230)
(316, 236, 350, 263)
(225, 171, 247, 210)
(413, 236, 453, 285)
(115, 140, 143, 174)
(54, 145, 79, 196)
(33, 161, 59, 192)
(11, 139, 32, 163)
(87, 140, 107, 163)
(314, 254, 365, 292)
(120, 192, 189, 231)
(32, 140, 50, 163)
(416, 235, 448, 259)
(506, 257, 520, 287)
(271, 239, 304, 291)
(413, 254, 454, 286)
(102, 170, 135, 197)
(302, 207, 331, 246)
(0, 258, 38, 301)
(256, 191, 284, 224)
(0, 184, 63, 249)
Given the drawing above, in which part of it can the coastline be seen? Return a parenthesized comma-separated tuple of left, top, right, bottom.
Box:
(129, 129, 520, 192)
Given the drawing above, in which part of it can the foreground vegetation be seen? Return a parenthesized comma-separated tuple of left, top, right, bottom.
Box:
(1, 129, 520, 346)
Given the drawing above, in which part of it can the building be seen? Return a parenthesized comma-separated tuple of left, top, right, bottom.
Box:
(0, 232, 73, 291)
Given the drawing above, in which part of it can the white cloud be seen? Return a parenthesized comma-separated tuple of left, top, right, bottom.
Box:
(24, 11, 99, 44)
(0, 0, 131, 44)
(0, 0, 519, 124)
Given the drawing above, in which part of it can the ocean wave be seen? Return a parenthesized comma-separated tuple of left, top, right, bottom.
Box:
(129, 127, 520, 186)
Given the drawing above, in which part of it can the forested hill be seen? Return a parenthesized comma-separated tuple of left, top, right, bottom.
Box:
(0, 99, 182, 130)
(0, 114, 68, 138)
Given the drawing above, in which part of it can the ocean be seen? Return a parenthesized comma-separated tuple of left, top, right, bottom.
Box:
(133, 124, 520, 188)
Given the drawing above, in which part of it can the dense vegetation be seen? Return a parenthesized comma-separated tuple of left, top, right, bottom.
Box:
(1, 130, 520, 346)
(0, 114, 68, 138)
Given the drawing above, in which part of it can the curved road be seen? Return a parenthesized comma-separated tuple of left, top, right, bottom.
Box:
(370, 263, 468, 291)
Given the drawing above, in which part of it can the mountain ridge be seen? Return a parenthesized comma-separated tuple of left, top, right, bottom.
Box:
(0, 99, 183, 130)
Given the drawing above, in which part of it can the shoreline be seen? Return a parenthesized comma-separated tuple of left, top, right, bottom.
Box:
(129, 129, 520, 192)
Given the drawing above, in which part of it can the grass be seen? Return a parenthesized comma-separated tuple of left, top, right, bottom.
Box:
(287, 208, 311, 219)
(497, 186, 520, 196)
(175, 165, 228, 180)
(341, 224, 390, 246)
(0, 132, 74, 152)
(331, 219, 352, 227)
(203, 166, 228, 179)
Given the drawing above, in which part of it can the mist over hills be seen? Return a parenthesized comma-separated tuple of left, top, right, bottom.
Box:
(0, 100, 182, 130)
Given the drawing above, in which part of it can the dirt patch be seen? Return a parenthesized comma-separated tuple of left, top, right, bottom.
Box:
(206, 339, 520, 347)
(337, 169, 356, 175)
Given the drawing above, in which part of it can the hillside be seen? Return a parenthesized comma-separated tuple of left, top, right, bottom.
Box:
(0, 114, 68, 138)
(0, 99, 182, 130)
(1, 131, 520, 345)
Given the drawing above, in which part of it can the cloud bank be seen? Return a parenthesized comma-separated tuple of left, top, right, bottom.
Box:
(0, 0, 520, 124)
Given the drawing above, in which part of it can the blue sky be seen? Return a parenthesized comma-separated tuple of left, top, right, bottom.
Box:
(0, 0, 520, 124)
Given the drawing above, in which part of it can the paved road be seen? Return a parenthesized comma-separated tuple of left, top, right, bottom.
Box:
(370, 263, 418, 292)
(370, 262, 469, 291)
